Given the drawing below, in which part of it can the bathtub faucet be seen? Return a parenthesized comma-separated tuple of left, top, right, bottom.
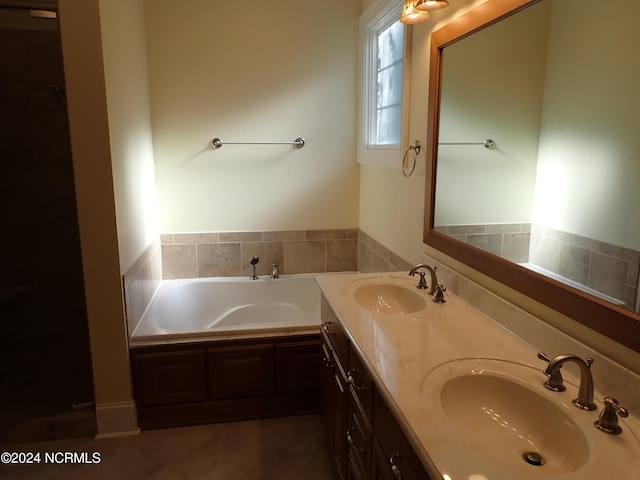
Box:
(250, 256, 259, 280)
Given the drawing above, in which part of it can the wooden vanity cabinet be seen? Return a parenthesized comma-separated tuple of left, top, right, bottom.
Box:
(320, 295, 432, 480)
(321, 297, 349, 480)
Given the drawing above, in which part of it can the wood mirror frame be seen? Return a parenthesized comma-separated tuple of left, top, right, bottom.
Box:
(423, 0, 640, 353)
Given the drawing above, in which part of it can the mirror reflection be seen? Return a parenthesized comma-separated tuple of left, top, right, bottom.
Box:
(433, 0, 640, 312)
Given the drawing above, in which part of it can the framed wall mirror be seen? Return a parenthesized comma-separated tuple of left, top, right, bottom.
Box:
(424, 0, 640, 352)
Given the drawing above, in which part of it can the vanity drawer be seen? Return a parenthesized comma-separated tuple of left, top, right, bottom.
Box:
(347, 342, 374, 421)
(347, 390, 372, 479)
(373, 390, 430, 480)
(321, 295, 349, 366)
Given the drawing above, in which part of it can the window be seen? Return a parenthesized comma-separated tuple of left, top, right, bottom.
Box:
(358, 0, 410, 166)
(375, 20, 404, 145)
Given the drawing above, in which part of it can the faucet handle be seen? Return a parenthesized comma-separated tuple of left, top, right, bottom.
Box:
(433, 284, 446, 304)
(415, 271, 428, 290)
(537, 351, 551, 363)
(595, 397, 629, 435)
(537, 352, 566, 392)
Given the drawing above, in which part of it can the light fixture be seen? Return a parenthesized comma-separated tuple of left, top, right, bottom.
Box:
(416, 0, 449, 11)
(400, 0, 430, 24)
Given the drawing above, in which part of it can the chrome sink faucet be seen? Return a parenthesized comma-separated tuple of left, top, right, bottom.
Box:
(543, 354, 597, 411)
(408, 264, 439, 296)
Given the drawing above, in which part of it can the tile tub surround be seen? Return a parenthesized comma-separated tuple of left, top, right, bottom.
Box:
(317, 272, 640, 480)
(161, 229, 358, 279)
(357, 229, 414, 273)
(435, 223, 640, 310)
(530, 224, 640, 309)
(435, 222, 532, 263)
(123, 240, 163, 337)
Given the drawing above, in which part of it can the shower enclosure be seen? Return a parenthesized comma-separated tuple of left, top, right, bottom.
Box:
(0, 3, 95, 441)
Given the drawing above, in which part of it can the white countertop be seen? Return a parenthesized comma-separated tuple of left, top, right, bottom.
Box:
(316, 272, 640, 480)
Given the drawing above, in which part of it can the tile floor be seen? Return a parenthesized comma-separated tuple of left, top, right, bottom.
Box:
(0, 414, 336, 480)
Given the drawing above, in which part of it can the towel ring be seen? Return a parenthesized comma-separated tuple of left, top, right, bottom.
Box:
(402, 140, 421, 177)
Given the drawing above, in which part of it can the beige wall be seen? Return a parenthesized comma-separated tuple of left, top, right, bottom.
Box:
(58, 0, 138, 437)
(145, 0, 361, 233)
(534, 0, 640, 251)
(100, 0, 159, 273)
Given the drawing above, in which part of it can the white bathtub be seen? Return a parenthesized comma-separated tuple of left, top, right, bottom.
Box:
(131, 274, 321, 343)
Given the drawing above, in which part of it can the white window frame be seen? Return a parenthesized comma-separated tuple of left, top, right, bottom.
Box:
(357, 0, 412, 167)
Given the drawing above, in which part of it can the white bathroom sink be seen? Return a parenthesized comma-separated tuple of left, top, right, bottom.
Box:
(420, 358, 640, 479)
(440, 371, 589, 472)
(352, 283, 426, 314)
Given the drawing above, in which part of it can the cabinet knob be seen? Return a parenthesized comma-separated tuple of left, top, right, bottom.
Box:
(389, 453, 403, 480)
(346, 427, 365, 452)
(322, 321, 336, 336)
(347, 369, 366, 390)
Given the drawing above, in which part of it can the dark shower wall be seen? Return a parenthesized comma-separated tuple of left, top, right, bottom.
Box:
(0, 8, 94, 428)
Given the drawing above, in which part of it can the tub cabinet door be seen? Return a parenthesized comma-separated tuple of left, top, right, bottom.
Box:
(132, 350, 208, 406)
(132, 334, 321, 429)
(207, 344, 275, 398)
(275, 340, 321, 393)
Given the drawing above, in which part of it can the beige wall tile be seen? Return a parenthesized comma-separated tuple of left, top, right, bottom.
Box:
(306, 229, 346, 240)
(357, 240, 394, 273)
(219, 231, 262, 242)
(388, 251, 413, 271)
(161, 244, 197, 279)
(240, 242, 285, 277)
(285, 241, 326, 274)
(530, 234, 561, 271)
(626, 254, 640, 287)
(263, 230, 306, 241)
(327, 239, 357, 272)
(558, 243, 590, 285)
(447, 225, 485, 235)
(174, 232, 219, 244)
(486, 223, 523, 234)
(198, 243, 241, 277)
(160, 233, 174, 245)
(588, 252, 628, 301)
(502, 232, 530, 263)
(467, 233, 502, 257)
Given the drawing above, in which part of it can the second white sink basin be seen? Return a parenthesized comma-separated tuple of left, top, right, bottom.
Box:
(441, 371, 589, 472)
(419, 358, 640, 479)
(353, 283, 426, 314)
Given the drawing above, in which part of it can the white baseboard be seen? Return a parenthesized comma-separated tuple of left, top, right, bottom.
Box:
(94, 400, 141, 439)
